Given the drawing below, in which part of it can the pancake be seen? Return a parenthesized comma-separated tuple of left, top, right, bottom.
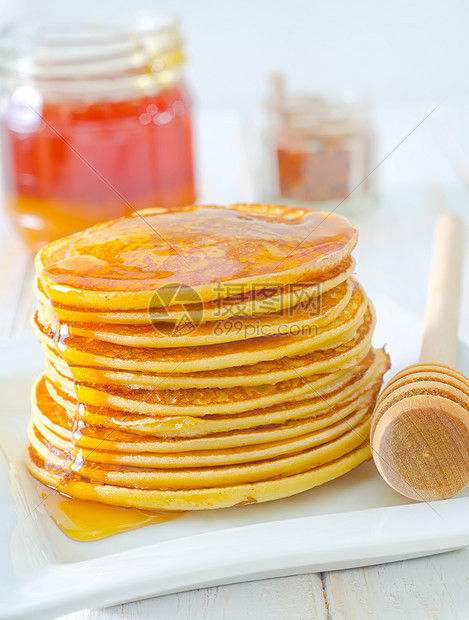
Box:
(34, 257, 356, 325)
(32, 377, 382, 457)
(25, 441, 372, 511)
(30, 400, 373, 471)
(45, 347, 381, 417)
(46, 305, 375, 389)
(26, 203, 390, 516)
(29, 411, 372, 488)
(33, 281, 368, 373)
(39, 348, 389, 436)
(36, 204, 358, 310)
(36, 277, 354, 348)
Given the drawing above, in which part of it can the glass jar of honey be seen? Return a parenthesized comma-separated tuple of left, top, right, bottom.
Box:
(265, 76, 374, 214)
(0, 14, 195, 252)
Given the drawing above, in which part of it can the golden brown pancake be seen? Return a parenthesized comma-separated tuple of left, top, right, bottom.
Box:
(34, 257, 356, 325)
(29, 411, 372, 487)
(36, 204, 358, 310)
(45, 305, 374, 389)
(44, 347, 383, 417)
(25, 441, 372, 511)
(38, 349, 389, 437)
(33, 281, 368, 372)
(32, 377, 383, 458)
(36, 278, 354, 348)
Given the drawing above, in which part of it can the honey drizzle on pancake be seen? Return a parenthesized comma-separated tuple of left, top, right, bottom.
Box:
(39, 310, 183, 540)
(40, 206, 357, 293)
(46, 306, 184, 541)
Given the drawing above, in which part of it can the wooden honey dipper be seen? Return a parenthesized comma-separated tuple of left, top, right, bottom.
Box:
(370, 213, 469, 501)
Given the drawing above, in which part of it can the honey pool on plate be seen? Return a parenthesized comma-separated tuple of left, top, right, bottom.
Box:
(35, 481, 182, 542)
(27, 203, 390, 541)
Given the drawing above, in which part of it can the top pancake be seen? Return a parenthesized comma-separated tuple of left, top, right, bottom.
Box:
(36, 204, 358, 310)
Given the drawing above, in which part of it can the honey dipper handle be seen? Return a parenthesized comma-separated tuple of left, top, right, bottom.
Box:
(419, 213, 464, 366)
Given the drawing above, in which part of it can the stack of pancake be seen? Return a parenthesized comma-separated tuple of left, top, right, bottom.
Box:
(27, 204, 390, 511)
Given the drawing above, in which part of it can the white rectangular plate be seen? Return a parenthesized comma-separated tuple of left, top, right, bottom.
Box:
(1, 293, 468, 620)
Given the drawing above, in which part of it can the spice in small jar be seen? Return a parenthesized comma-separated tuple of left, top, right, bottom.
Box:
(0, 13, 195, 252)
(265, 75, 374, 213)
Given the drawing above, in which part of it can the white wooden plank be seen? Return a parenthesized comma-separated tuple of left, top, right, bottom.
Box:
(58, 574, 327, 620)
(324, 549, 469, 620)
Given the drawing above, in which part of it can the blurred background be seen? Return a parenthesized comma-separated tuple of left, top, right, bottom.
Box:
(2, 0, 464, 198)
(1, 0, 468, 206)
(0, 0, 468, 340)
(3, 0, 468, 108)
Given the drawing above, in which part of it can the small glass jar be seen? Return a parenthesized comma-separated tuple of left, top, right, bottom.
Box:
(265, 80, 374, 213)
(0, 13, 195, 252)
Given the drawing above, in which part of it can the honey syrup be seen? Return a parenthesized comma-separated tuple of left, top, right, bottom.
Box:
(32, 305, 184, 542)
(37, 205, 358, 312)
(34, 481, 182, 542)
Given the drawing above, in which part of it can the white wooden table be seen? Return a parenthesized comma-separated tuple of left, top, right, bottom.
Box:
(1, 104, 469, 619)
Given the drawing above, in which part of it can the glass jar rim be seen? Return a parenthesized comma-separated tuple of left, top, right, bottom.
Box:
(0, 12, 185, 99)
